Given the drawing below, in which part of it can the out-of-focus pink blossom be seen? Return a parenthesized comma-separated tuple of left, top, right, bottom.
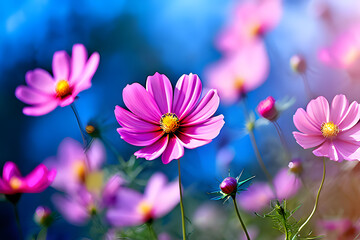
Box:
(238, 226, 259, 240)
(216, 0, 282, 53)
(115, 72, 224, 164)
(318, 25, 360, 78)
(206, 41, 269, 105)
(47, 138, 106, 193)
(319, 219, 360, 240)
(273, 168, 302, 199)
(0, 162, 56, 195)
(15, 44, 100, 116)
(107, 172, 179, 227)
(293, 95, 360, 161)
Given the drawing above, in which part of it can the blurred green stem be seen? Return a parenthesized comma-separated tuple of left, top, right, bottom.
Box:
(273, 121, 291, 161)
(146, 222, 158, 240)
(232, 196, 250, 240)
(13, 204, 24, 240)
(71, 103, 87, 147)
(178, 159, 186, 240)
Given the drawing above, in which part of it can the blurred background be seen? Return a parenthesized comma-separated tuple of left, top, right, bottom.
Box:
(2, 0, 360, 239)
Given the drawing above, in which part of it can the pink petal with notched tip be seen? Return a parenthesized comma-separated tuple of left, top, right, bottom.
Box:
(52, 50, 70, 81)
(182, 89, 220, 126)
(173, 74, 202, 120)
(25, 69, 55, 94)
(333, 139, 360, 161)
(338, 123, 360, 142)
(135, 135, 169, 160)
(144, 173, 167, 205)
(117, 128, 164, 147)
(293, 132, 325, 149)
(161, 136, 184, 164)
(181, 115, 224, 140)
(313, 141, 342, 161)
(2, 162, 21, 182)
(293, 108, 321, 135)
(22, 101, 58, 116)
(146, 72, 173, 115)
(306, 96, 330, 126)
(69, 44, 87, 83)
(122, 83, 162, 124)
(330, 94, 349, 126)
(153, 179, 179, 218)
(72, 52, 100, 95)
(115, 106, 159, 132)
(15, 86, 52, 105)
(176, 131, 211, 149)
(337, 101, 360, 131)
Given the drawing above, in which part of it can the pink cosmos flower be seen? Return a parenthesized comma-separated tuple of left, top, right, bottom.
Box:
(46, 138, 106, 193)
(205, 41, 269, 105)
(106, 172, 179, 227)
(216, 0, 282, 53)
(0, 162, 56, 195)
(115, 73, 224, 164)
(15, 44, 100, 116)
(318, 25, 360, 78)
(293, 94, 360, 161)
(319, 219, 360, 240)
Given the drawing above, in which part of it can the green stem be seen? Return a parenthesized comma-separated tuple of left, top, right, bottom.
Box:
(37, 227, 47, 240)
(100, 136, 125, 165)
(300, 73, 313, 100)
(232, 196, 250, 240)
(13, 204, 24, 240)
(71, 103, 87, 147)
(177, 159, 186, 240)
(146, 222, 158, 240)
(294, 158, 326, 238)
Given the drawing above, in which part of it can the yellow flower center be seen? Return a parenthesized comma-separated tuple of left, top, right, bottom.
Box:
(160, 113, 180, 133)
(234, 77, 244, 91)
(72, 160, 87, 183)
(321, 121, 339, 138)
(9, 177, 22, 190)
(137, 201, 153, 219)
(249, 22, 262, 37)
(55, 80, 71, 99)
(85, 125, 96, 134)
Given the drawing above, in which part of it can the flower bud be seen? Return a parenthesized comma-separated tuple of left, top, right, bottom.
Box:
(290, 55, 307, 74)
(257, 96, 278, 121)
(288, 159, 303, 174)
(34, 206, 53, 227)
(220, 177, 237, 195)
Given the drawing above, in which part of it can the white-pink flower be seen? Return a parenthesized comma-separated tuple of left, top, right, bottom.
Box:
(293, 94, 360, 161)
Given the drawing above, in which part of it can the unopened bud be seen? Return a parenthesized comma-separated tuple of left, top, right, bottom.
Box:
(290, 55, 307, 74)
(288, 159, 303, 174)
(34, 206, 53, 227)
(220, 177, 237, 195)
(257, 96, 278, 121)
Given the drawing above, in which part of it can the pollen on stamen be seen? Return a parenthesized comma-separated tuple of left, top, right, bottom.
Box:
(55, 80, 71, 99)
(160, 113, 180, 133)
(321, 121, 340, 138)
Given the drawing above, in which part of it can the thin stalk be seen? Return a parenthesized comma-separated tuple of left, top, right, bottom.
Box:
(100, 136, 125, 165)
(13, 204, 24, 240)
(177, 159, 186, 240)
(146, 222, 158, 240)
(273, 121, 291, 161)
(232, 196, 250, 240)
(71, 103, 87, 147)
(300, 73, 313, 100)
(37, 227, 47, 240)
(294, 158, 326, 238)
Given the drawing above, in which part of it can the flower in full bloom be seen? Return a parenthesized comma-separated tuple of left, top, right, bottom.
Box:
(115, 73, 224, 164)
(318, 25, 360, 78)
(15, 44, 100, 116)
(106, 172, 179, 227)
(216, 0, 282, 53)
(46, 138, 106, 193)
(205, 41, 269, 105)
(293, 94, 360, 161)
(0, 162, 56, 195)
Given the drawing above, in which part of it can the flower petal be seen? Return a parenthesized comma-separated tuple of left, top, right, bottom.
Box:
(117, 128, 163, 147)
(87, 139, 106, 171)
(3, 162, 21, 182)
(134, 135, 169, 160)
(161, 136, 184, 164)
(330, 94, 349, 125)
(180, 115, 225, 140)
(273, 168, 301, 200)
(22, 101, 58, 116)
(313, 141, 342, 161)
(337, 101, 360, 131)
(333, 139, 360, 161)
(182, 89, 220, 126)
(238, 182, 274, 212)
(23, 164, 48, 190)
(146, 73, 173, 114)
(52, 50, 70, 81)
(52, 194, 89, 226)
(293, 108, 321, 134)
(176, 132, 211, 149)
(306, 96, 330, 125)
(293, 132, 325, 149)
(73, 51, 100, 94)
(338, 123, 360, 141)
(153, 179, 179, 218)
(70, 44, 87, 83)
(25, 69, 55, 94)
(122, 83, 162, 123)
(114, 106, 159, 132)
(15, 86, 52, 105)
(173, 74, 202, 120)
(144, 173, 168, 205)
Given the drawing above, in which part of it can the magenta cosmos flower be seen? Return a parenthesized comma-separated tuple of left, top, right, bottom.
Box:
(216, 0, 282, 53)
(293, 94, 360, 161)
(106, 172, 179, 226)
(15, 44, 100, 116)
(0, 162, 56, 195)
(115, 73, 224, 164)
(205, 41, 269, 105)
